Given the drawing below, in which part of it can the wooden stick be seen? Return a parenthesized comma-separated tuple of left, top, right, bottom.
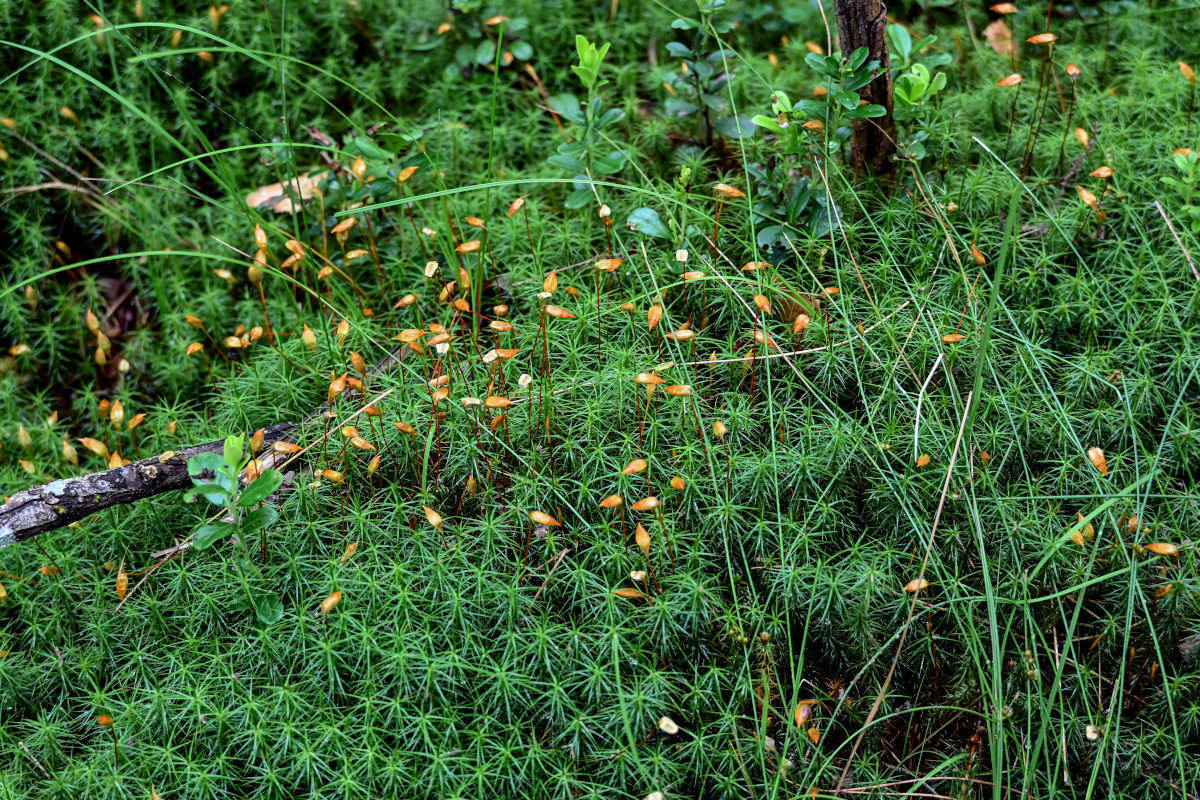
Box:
(0, 424, 297, 547)
(0, 347, 409, 548)
(532, 547, 570, 602)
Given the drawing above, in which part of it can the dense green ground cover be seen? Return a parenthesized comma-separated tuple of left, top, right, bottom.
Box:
(2, 0, 1200, 797)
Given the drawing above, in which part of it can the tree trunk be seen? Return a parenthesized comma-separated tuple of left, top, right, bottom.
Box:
(835, 0, 896, 176)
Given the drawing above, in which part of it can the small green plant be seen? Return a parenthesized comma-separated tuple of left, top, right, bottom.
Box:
(892, 64, 946, 160)
(885, 22, 951, 73)
(570, 34, 610, 92)
(892, 63, 946, 119)
(748, 48, 885, 246)
(743, 157, 835, 249)
(438, 2, 536, 80)
(548, 35, 626, 208)
(1161, 149, 1200, 233)
(186, 435, 285, 626)
(887, 24, 949, 161)
(751, 48, 887, 156)
(662, 2, 751, 148)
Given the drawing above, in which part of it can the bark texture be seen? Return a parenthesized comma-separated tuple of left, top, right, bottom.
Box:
(836, 0, 897, 175)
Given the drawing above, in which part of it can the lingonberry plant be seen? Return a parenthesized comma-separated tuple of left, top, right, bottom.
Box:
(748, 49, 885, 246)
(186, 435, 285, 626)
(547, 35, 628, 209)
(1161, 148, 1200, 234)
(662, 1, 751, 148)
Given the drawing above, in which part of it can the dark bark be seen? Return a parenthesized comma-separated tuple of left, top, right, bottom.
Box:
(0, 424, 298, 547)
(836, 0, 897, 176)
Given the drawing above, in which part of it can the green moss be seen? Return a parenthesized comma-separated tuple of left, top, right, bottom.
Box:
(2, 1, 1200, 798)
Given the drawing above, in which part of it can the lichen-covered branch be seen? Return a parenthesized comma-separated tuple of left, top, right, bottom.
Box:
(0, 423, 299, 547)
(0, 346, 410, 548)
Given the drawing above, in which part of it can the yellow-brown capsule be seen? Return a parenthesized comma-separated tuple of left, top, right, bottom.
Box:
(635, 523, 651, 556)
(528, 510, 562, 527)
(320, 591, 342, 616)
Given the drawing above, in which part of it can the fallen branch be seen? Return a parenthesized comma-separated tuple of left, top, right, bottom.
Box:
(0, 424, 297, 548)
(0, 346, 408, 548)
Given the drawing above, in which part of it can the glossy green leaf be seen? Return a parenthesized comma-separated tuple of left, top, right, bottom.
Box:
(193, 521, 235, 549)
(626, 207, 670, 238)
(240, 506, 278, 534)
(241, 470, 284, 507)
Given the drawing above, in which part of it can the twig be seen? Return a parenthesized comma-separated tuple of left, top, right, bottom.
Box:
(1053, 626, 1070, 787)
(837, 775, 1030, 795)
(18, 741, 53, 780)
(113, 552, 182, 612)
(532, 547, 570, 602)
(524, 63, 568, 136)
(0, 181, 102, 198)
(837, 390, 974, 790)
(0, 348, 409, 548)
(1148, 774, 1200, 800)
(1155, 200, 1200, 283)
